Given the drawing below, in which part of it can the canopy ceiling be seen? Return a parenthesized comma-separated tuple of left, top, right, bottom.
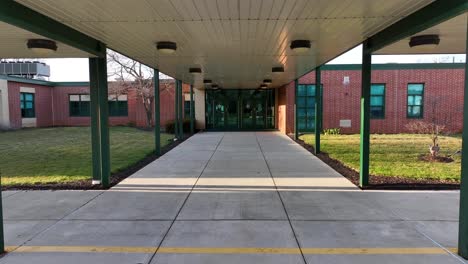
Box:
(375, 13, 467, 55)
(3, 0, 465, 88)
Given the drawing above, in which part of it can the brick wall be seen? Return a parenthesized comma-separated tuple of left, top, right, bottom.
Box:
(280, 66, 465, 135)
(8, 81, 54, 129)
(7, 79, 181, 130)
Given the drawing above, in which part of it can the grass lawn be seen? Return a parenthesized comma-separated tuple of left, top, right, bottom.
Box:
(0, 127, 173, 186)
(300, 133, 462, 181)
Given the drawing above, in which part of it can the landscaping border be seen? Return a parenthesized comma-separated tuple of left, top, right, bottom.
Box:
(294, 136, 460, 190)
(2, 134, 192, 191)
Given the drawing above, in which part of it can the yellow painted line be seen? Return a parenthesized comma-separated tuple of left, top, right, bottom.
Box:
(12, 246, 156, 254)
(4, 246, 455, 255)
(301, 247, 448, 255)
(157, 247, 302, 254)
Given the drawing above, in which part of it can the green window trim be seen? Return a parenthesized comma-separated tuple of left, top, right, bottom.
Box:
(184, 99, 192, 119)
(20, 92, 35, 118)
(370, 84, 386, 119)
(297, 84, 323, 132)
(69, 94, 90, 117)
(108, 94, 128, 117)
(407, 83, 424, 119)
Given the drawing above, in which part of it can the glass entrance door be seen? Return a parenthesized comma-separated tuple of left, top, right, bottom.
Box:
(205, 89, 275, 130)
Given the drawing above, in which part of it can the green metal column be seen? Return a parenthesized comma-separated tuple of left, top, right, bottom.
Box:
(0, 178, 4, 252)
(190, 84, 195, 134)
(98, 57, 110, 188)
(360, 41, 372, 187)
(89, 56, 110, 187)
(294, 79, 299, 140)
(179, 80, 184, 138)
(315, 67, 322, 154)
(89, 58, 101, 184)
(458, 24, 468, 259)
(174, 79, 179, 139)
(154, 69, 161, 155)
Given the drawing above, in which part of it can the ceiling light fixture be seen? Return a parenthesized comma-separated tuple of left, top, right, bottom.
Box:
(211, 84, 219, 89)
(272, 66, 284, 74)
(263, 79, 272, 85)
(27, 39, 57, 56)
(203, 79, 212, 84)
(409, 35, 440, 48)
(156, 41, 177, 54)
(189, 67, 202, 74)
(290, 39, 311, 53)
(260, 84, 268, 89)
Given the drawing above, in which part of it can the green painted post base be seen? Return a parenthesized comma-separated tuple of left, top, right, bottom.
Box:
(294, 79, 299, 140)
(458, 24, 468, 259)
(359, 41, 371, 187)
(314, 67, 322, 154)
(154, 69, 161, 155)
(89, 56, 110, 188)
(190, 84, 195, 134)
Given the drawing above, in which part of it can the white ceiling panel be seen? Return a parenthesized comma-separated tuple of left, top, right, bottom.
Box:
(376, 13, 467, 55)
(0, 22, 92, 58)
(4, 0, 448, 88)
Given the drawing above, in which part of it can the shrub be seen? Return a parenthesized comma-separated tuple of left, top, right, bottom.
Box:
(323, 128, 341, 135)
(165, 119, 192, 134)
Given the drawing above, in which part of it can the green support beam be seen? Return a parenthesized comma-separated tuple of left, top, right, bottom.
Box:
(458, 23, 468, 259)
(190, 84, 195, 134)
(89, 57, 110, 188)
(366, 0, 467, 53)
(174, 79, 180, 139)
(0, 0, 105, 57)
(179, 80, 184, 138)
(294, 79, 299, 140)
(154, 69, 161, 155)
(315, 67, 322, 154)
(359, 41, 372, 187)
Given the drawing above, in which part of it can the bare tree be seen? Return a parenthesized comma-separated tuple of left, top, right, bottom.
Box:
(107, 50, 172, 128)
(405, 97, 450, 158)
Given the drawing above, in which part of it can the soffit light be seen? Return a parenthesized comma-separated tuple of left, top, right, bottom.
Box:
(409, 35, 440, 48)
(211, 84, 219, 89)
(156, 41, 177, 54)
(272, 66, 284, 74)
(260, 84, 268, 89)
(263, 79, 272, 85)
(27, 39, 57, 56)
(189, 67, 202, 74)
(290, 39, 311, 53)
(203, 79, 212, 84)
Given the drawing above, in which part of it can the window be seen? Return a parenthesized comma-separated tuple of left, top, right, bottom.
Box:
(370, 84, 385, 119)
(20, 92, 35, 118)
(108, 94, 128, 116)
(407, 83, 424, 118)
(184, 100, 192, 119)
(297, 84, 316, 131)
(69, 94, 90, 117)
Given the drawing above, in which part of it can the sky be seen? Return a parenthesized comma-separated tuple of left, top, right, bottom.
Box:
(42, 45, 466, 82)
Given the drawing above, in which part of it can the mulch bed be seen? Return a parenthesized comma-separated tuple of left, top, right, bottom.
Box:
(2, 135, 191, 191)
(294, 137, 460, 190)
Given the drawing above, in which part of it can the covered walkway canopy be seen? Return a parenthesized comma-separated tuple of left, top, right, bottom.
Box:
(0, 0, 467, 259)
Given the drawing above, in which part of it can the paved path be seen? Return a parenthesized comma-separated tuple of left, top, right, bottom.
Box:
(0, 132, 464, 263)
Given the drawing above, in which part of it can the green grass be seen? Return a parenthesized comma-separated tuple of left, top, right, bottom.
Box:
(0, 127, 173, 186)
(300, 133, 462, 181)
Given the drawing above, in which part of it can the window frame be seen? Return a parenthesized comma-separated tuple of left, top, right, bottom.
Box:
(69, 94, 91, 117)
(370, 83, 386, 119)
(406, 83, 425, 119)
(20, 92, 35, 118)
(108, 94, 128, 117)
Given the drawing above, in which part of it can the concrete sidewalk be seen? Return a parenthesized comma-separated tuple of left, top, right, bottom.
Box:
(0, 132, 464, 263)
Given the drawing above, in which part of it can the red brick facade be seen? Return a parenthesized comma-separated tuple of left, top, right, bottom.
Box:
(277, 64, 465, 134)
(3, 63, 465, 134)
(4, 78, 189, 130)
